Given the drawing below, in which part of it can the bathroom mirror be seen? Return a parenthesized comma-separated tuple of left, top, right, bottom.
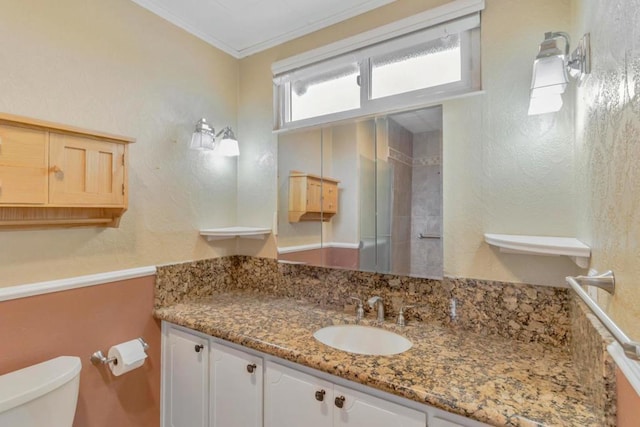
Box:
(277, 106, 443, 279)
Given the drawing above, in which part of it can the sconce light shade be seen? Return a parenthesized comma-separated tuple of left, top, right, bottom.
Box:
(528, 32, 590, 116)
(528, 93, 563, 115)
(190, 118, 215, 150)
(213, 126, 239, 157)
(530, 55, 569, 98)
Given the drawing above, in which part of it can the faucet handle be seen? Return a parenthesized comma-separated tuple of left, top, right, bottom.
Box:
(367, 295, 382, 307)
(349, 297, 364, 323)
(396, 305, 415, 327)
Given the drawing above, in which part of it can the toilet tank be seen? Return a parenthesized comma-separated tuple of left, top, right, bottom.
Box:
(0, 356, 81, 427)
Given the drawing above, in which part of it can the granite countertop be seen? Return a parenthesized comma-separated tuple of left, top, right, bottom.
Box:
(154, 291, 598, 427)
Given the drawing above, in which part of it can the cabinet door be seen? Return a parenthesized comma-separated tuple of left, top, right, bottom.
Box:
(322, 181, 338, 214)
(163, 326, 209, 427)
(0, 124, 48, 204)
(49, 133, 125, 205)
(265, 362, 332, 427)
(210, 343, 262, 427)
(306, 178, 323, 212)
(333, 385, 426, 427)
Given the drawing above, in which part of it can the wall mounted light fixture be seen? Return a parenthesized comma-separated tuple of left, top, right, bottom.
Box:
(528, 32, 591, 115)
(189, 118, 239, 156)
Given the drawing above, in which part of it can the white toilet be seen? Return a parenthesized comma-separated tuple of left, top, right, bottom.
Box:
(0, 356, 81, 427)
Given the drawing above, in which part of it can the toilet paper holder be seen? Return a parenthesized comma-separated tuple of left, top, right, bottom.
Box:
(90, 338, 149, 365)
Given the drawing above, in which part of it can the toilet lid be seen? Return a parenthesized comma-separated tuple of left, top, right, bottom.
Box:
(0, 356, 81, 413)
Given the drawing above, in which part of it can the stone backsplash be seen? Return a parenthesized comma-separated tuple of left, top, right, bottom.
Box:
(156, 256, 570, 347)
(570, 295, 616, 426)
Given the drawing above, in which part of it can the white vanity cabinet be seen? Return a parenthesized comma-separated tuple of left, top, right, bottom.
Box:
(161, 322, 488, 427)
(265, 362, 426, 427)
(162, 324, 209, 427)
(210, 342, 263, 427)
(162, 323, 263, 427)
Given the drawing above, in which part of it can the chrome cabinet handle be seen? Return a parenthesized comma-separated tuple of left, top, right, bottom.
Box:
(246, 363, 257, 373)
(315, 389, 326, 401)
(334, 395, 345, 408)
(194, 344, 204, 353)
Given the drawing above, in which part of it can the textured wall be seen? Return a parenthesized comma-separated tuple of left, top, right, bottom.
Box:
(573, 0, 640, 340)
(0, 0, 239, 287)
(444, 0, 582, 286)
(238, 0, 582, 285)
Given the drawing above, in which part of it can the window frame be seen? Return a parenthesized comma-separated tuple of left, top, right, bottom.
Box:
(273, 5, 483, 131)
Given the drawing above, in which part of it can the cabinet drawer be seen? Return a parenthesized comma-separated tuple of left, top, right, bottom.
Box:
(0, 124, 47, 168)
(0, 166, 47, 204)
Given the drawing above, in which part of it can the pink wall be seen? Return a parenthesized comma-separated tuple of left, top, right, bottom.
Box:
(617, 367, 640, 427)
(279, 247, 359, 269)
(0, 275, 160, 427)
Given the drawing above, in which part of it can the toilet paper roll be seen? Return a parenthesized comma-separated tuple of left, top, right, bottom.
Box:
(108, 339, 148, 376)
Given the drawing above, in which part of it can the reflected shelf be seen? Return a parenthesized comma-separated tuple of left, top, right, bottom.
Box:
(200, 226, 272, 241)
(484, 233, 591, 268)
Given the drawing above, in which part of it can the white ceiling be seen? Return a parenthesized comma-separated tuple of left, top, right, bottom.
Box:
(130, 0, 395, 58)
(390, 106, 443, 134)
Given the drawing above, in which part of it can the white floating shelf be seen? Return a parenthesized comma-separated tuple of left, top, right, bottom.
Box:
(200, 226, 272, 241)
(484, 233, 591, 268)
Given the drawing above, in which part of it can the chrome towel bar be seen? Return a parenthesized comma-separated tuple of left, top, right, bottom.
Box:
(566, 273, 640, 361)
(418, 233, 440, 239)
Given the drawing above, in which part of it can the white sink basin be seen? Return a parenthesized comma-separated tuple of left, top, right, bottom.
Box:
(313, 325, 412, 356)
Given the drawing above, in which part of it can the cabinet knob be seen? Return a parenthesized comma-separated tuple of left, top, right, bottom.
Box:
(246, 363, 257, 373)
(194, 344, 204, 353)
(315, 389, 326, 401)
(50, 165, 64, 178)
(334, 396, 345, 408)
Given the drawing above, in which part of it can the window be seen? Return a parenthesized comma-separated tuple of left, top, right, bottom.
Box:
(371, 35, 462, 99)
(273, 3, 482, 130)
(291, 63, 361, 121)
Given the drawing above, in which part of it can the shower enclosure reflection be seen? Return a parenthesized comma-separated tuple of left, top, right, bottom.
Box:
(277, 106, 443, 279)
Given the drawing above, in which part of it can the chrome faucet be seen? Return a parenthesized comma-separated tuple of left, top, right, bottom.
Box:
(367, 296, 385, 323)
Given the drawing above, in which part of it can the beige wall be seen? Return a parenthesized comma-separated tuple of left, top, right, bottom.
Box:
(573, 0, 640, 340)
(237, 0, 582, 285)
(0, 0, 239, 287)
(445, 0, 581, 285)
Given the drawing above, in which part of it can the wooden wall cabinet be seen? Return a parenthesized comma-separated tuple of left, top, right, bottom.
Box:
(0, 113, 134, 229)
(288, 172, 339, 223)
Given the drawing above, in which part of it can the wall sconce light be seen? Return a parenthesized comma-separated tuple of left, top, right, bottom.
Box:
(528, 32, 591, 115)
(189, 118, 239, 156)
